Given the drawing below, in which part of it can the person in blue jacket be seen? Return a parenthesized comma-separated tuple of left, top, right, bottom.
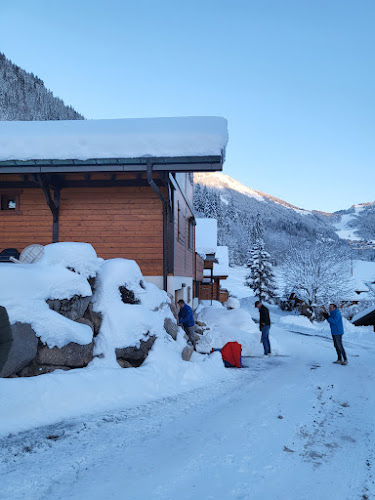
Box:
(177, 299, 196, 350)
(323, 304, 347, 365)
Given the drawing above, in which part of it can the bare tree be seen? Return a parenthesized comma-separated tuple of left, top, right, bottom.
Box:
(282, 243, 353, 320)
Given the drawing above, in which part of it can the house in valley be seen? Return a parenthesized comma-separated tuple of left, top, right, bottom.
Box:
(195, 218, 229, 304)
(352, 305, 375, 332)
(0, 117, 228, 304)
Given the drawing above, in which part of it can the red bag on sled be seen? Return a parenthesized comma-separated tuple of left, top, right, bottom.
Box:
(220, 342, 242, 368)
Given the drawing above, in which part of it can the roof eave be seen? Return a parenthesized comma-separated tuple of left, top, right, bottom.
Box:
(0, 155, 223, 174)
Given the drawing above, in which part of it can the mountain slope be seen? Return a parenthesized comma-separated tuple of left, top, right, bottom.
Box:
(334, 203, 375, 243)
(0, 52, 84, 121)
(193, 172, 367, 265)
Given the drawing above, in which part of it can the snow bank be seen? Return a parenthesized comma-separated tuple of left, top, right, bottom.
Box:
(0, 340, 225, 436)
(0, 116, 228, 161)
(197, 304, 283, 356)
(0, 247, 230, 436)
(0, 262, 93, 348)
(226, 297, 240, 309)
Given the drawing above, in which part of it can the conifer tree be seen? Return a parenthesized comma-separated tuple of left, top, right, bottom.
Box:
(244, 238, 277, 302)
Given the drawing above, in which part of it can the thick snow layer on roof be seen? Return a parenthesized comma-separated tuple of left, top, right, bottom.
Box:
(40, 242, 102, 279)
(352, 304, 375, 324)
(353, 260, 375, 284)
(196, 218, 218, 255)
(0, 262, 93, 348)
(213, 246, 229, 276)
(0, 117, 228, 161)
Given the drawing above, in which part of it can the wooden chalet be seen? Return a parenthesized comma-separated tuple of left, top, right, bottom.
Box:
(195, 218, 229, 303)
(0, 117, 228, 305)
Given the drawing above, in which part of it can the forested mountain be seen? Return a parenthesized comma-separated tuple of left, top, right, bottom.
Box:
(194, 172, 374, 266)
(0, 52, 83, 121)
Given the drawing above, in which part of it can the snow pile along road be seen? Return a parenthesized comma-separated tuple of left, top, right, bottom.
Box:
(0, 243, 227, 436)
(196, 300, 284, 356)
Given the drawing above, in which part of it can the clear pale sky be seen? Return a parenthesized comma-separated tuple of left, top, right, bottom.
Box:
(1, 0, 374, 212)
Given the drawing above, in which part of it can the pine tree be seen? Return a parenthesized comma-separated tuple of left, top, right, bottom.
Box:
(244, 239, 277, 301)
(250, 213, 263, 243)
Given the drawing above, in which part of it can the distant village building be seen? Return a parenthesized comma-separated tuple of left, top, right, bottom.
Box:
(0, 117, 228, 305)
(195, 218, 229, 305)
(352, 305, 375, 332)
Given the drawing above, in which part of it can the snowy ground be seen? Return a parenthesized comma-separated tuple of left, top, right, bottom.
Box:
(1, 265, 375, 500)
(1, 324, 374, 500)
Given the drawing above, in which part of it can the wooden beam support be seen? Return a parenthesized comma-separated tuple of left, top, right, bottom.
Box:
(33, 174, 60, 243)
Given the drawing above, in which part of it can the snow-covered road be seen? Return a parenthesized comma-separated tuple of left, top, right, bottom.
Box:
(1, 327, 374, 500)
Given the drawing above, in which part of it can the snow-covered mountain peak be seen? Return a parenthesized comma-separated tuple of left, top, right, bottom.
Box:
(194, 172, 265, 201)
(194, 172, 311, 214)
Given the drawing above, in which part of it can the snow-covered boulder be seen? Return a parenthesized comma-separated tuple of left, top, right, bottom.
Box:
(0, 243, 193, 376)
(0, 243, 102, 376)
(47, 295, 92, 321)
(0, 323, 38, 378)
(35, 340, 94, 369)
(0, 262, 93, 349)
(93, 258, 180, 368)
(39, 242, 102, 279)
(115, 335, 156, 367)
(164, 317, 179, 340)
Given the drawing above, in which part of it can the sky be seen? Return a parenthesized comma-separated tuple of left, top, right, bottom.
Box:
(0, 0, 374, 213)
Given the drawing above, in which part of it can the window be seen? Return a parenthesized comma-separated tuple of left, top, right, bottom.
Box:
(188, 218, 194, 251)
(0, 192, 21, 214)
(177, 201, 185, 243)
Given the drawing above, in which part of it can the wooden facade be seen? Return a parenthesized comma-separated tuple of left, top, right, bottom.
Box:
(0, 117, 227, 306)
(0, 170, 205, 300)
(173, 179, 195, 278)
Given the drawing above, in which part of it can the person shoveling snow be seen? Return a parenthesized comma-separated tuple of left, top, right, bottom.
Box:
(178, 299, 197, 350)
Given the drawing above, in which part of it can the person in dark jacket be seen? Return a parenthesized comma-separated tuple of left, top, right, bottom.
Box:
(0, 305, 13, 375)
(255, 300, 271, 356)
(177, 299, 196, 350)
(323, 304, 347, 365)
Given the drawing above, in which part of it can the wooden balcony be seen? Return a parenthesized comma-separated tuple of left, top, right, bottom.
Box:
(195, 282, 229, 303)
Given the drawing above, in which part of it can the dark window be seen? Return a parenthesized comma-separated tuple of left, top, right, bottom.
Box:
(0, 192, 21, 213)
(188, 218, 194, 250)
(177, 201, 185, 243)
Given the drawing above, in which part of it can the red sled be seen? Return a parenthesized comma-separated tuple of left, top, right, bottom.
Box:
(212, 341, 242, 368)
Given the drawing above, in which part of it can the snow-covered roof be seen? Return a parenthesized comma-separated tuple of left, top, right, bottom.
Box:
(0, 117, 228, 167)
(352, 260, 375, 285)
(213, 246, 229, 277)
(352, 304, 375, 324)
(195, 218, 218, 255)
